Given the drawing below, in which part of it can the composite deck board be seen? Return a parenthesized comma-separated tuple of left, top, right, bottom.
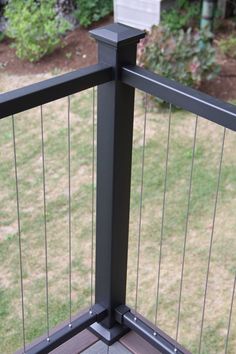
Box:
(14, 309, 99, 354)
(15, 309, 183, 354)
(51, 330, 98, 354)
(120, 331, 161, 354)
(15, 329, 98, 354)
(81, 340, 132, 353)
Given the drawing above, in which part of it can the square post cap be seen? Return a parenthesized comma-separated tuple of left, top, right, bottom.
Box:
(90, 23, 145, 48)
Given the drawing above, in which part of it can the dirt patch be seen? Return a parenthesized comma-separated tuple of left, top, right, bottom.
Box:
(0, 15, 113, 76)
(199, 20, 236, 101)
(200, 54, 236, 102)
(0, 225, 17, 241)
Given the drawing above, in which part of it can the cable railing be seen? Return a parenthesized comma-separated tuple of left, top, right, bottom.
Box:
(0, 23, 235, 354)
(127, 93, 236, 353)
(0, 88, 101, 353)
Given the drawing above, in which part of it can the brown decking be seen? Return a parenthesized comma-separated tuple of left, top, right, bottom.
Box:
(51, 330, 98, 353)
(120, 331, 161, 354)
(52, 329, 162, 353)
(15, 329, 98, 354)
(15, 309, 188, 353)
(15, 329, 163, 354)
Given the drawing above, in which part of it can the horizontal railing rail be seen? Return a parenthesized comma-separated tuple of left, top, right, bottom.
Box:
(121, 65, 236, 131)
(0, 64, 113, 119)
(115, 306, 190, 354)
(23, 306, 106, 354)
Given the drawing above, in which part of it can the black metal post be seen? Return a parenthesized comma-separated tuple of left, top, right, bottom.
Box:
(89, 24, 145, 344)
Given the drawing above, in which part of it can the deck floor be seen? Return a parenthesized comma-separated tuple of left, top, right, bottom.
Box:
(15, 315, 162, 354)
(81, 340, 132, 353)
(49, 329, 161, 354)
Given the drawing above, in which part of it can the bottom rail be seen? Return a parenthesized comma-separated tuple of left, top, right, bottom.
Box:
(17, 305, 106, 354)
(115, 306, 190, 354)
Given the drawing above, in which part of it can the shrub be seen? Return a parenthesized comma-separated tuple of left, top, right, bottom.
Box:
(74, 0, 113, 28)
(139, 25, 220, 90)
(5, 0, 71, 62)
(219, 35, 236, 59)
(161, 0, 200, 31)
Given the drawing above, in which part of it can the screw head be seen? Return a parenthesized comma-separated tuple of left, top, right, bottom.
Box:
(69, 323, 72, 328)
(134, 316, 137, 321)
(174, 349, 178, 353)
(89, 309, 93, 315)
(153, 331, 157, 336)
(47, 337, 50, 342)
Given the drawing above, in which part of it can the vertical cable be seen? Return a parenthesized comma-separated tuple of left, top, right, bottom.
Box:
(40, 106, 50, 339)
(12, 115, 26, 352)
(198, 128, 226, 354)
(67, 96, 72, 325)
(90, 87, 96, 310)
(134, 93, 148, 313)
(176, 116, 198, 340)
(225, 274, 236, 354)
(154, 104, 172, 326)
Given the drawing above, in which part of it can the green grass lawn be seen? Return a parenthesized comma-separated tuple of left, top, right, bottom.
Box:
(0, 75, 235, 354)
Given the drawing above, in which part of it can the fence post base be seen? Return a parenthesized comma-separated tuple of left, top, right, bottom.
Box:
(89, 322, 129, 345)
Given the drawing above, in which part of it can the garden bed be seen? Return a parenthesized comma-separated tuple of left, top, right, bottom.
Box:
(0, 16, 236, 103)
(0, 15, 112, 76)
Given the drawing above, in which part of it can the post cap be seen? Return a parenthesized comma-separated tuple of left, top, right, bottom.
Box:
(90, 23, 145, 48)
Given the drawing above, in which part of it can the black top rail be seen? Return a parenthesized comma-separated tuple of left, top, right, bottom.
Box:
(122, 65, 236, 132)
(0, 64, 113, 119)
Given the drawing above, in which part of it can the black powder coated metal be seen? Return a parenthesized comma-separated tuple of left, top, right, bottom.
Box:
(89, 321, 129, 346)
(89, 23, 145, 335)
(90, 23, 145, 48)
(25, 305, 106, 354)
(121, 65, 236, 132)
(115, 306, 191, 354)
(0, 64, 113, 119)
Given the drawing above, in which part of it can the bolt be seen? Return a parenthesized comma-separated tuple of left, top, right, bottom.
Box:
(89, 309, 93, 315)
(69, 323, 72, 328)
(47, 337, 50, 342)
(134, 317, 137, 321)
(153, 331, 157, 336)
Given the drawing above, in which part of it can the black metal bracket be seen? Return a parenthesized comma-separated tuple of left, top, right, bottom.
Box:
(115, 305, 191, 354)
(89, 305, 130, 345)
(89, 321, 129, 346)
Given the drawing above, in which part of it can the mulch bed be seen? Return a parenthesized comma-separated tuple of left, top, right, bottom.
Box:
(0, 16, 113, 76)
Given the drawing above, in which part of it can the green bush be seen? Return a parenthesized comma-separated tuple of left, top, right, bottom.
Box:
(161, 0, 200, 31)
(139, 25, 220, 90)
(219, 35, 236, 59)
(5, 0, 71, 62)
(75, 0, 113, 27)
